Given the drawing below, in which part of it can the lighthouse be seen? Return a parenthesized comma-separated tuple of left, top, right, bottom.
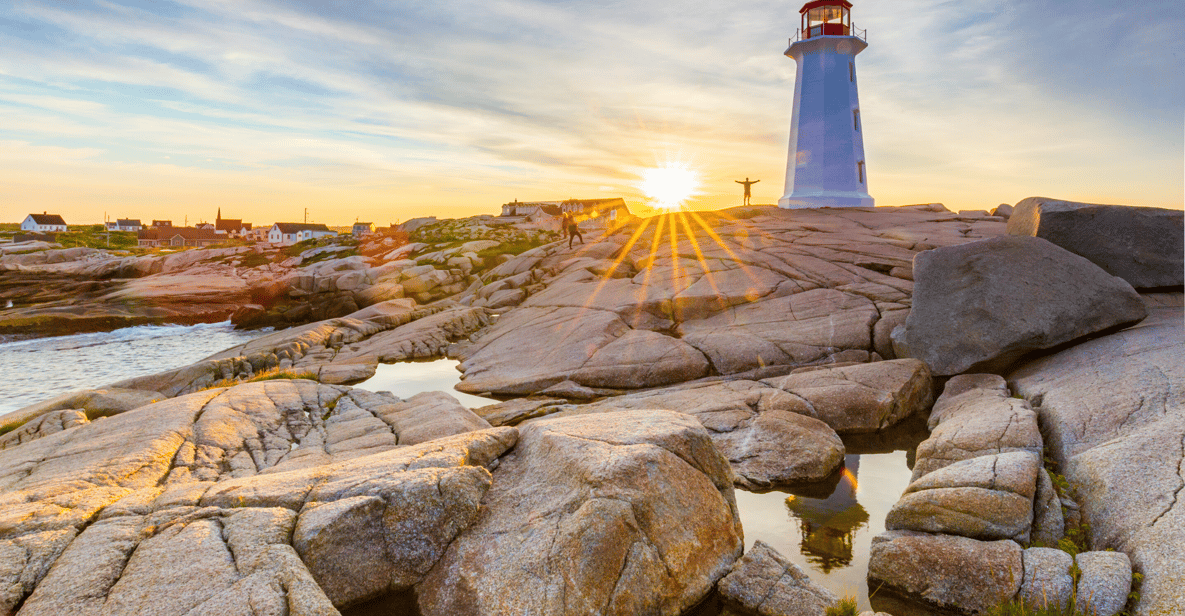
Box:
(779, 0, 874, 209)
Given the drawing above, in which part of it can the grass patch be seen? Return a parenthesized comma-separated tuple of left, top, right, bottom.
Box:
(302, 247, 358, 265)
(281, 238, 320, 257)
(0, 419, 29, 437)
(475, 237, 550, 268)
(237, 252, 273, 268)
(51, 225, 138, 249)
(986, 598, 1088, 616)
(825, 596, 859, 616)
(202, 368, 319, 390)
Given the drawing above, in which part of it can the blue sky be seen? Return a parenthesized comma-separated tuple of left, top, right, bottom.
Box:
(1, 0, 1181, 225)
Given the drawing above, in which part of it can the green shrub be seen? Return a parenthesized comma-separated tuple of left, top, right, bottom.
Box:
(824, 596, 859, 616)
(237, 252, 273, 268)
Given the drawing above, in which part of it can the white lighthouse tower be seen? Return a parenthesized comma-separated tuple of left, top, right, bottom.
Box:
(779, 0, 874, 209)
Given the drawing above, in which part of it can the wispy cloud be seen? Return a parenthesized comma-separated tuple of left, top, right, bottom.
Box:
(1, 0, 1180, 224)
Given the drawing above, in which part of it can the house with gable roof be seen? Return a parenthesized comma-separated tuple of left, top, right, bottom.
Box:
(21, 212, 68, 233)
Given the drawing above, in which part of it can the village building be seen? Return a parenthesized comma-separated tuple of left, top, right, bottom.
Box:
(244, 227, 271, 242)
(136, 226, 224, 248)
(352, 222, 376, 237)
(21, 213, 68, 233)
(267, 222, 336, 245)
(214, 209, 252, 238)
(498, 198, 631, 229)
(151, 220, 172, 228)
(105, 219, 143, 232)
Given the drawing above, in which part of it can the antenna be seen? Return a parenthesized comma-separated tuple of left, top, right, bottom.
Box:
(304, 208, 309, 224)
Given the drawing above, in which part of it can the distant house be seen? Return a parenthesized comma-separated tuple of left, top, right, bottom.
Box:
(105, 218, 142, 232)
(268, 223, 336, 245)
(21, 212, 68, 233)
(137, 226, 224, 248)
(214, 209, 252, 237)
(352, 222, 375, 237)
(195, 222, 215, 230)
(498, 198, 631, 228)
(152, 220, 172, 228)
(499, 200, 563, 220)
(244, 226, 270, 242)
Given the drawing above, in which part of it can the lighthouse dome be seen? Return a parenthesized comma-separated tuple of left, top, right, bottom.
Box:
(800, 0, 852, 39)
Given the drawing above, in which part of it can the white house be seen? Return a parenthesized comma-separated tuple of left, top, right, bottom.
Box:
(105, 218, 142, 231)
(268, 222, 336, 245)
(352, 222, 375, 238)
(21, 213, 68, 233)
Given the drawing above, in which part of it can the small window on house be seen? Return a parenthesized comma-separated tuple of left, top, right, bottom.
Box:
(849, 62, 854, 82)
(857, 161, 865, 183)
(853, 109, 860, 131)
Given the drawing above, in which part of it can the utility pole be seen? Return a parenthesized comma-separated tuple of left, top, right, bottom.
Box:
(304, 208, 309, 223)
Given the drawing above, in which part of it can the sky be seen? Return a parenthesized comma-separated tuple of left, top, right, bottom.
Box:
(1, 0, 1182, 226)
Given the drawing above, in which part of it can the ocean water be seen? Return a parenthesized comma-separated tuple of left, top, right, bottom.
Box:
(0, 322, 266, 415)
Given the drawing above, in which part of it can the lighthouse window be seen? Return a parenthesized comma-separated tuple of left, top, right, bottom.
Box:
(857, 161, 865, 183)
(853, 109, 860, 131)
(849, 62, 855, 82)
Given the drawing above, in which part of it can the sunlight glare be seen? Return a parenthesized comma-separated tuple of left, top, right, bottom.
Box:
(641, 165, 699, 210)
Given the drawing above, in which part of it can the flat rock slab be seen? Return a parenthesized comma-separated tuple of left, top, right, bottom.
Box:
(452, 205, 1005, 396)
(887, 451, 1040, 542)
(718, 540, 839, 616)
(1008, 197, 1184, 289)
(760, 358, 933, 433)
(905, 235, 1147, 375)
(415, 410, 744, 616)
(867, 530, 1022, 615)
(913, 380, 1042, 482)
(1008, 294, 1183, 616)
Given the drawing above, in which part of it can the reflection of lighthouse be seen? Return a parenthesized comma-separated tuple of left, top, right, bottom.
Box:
(779, 0, 874, 209)
(784, 455, 869, 572)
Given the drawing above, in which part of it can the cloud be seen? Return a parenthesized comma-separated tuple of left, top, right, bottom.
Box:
(0, 0, 1179, 223)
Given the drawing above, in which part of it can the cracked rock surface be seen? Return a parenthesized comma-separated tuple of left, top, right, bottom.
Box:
(1008, 293, 1184, 616)
(717, 540, 839, 616)
(0, 380, 512, 614)
(474, 359, 933, 488)
(416, 410, 744, 616)
(453, 205, 1004, 396)
(0, 380, 750, 616)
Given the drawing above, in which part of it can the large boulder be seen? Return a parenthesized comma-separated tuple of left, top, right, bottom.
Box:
(905, 235, 1146, 375)
(717, 540, 839, 616)
(760, 359, 933, 433)
(886, 451, 1039, 542)
(1008, 294, 1183, 616)
(867, 531, 1023, 615)
(528, 379, 847, 488)
(1008, 197, 1184, 289)
(415, 411, 744, 616)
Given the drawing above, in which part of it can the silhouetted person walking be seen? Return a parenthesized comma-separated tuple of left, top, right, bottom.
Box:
(564, 214, 583, 248)
(735, 178, 760, 205)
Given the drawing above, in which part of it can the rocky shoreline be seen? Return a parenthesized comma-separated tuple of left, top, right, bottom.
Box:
(0, 199, 1181, 616)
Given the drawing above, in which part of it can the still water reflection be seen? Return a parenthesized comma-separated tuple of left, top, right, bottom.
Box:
(353, 359, 495, 409)
(723, 416, 930, 613)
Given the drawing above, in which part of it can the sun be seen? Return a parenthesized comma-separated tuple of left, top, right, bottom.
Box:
(641, 164, 700, 210)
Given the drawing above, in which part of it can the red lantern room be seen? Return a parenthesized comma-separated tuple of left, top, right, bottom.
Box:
(800, 0, 852, 38)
